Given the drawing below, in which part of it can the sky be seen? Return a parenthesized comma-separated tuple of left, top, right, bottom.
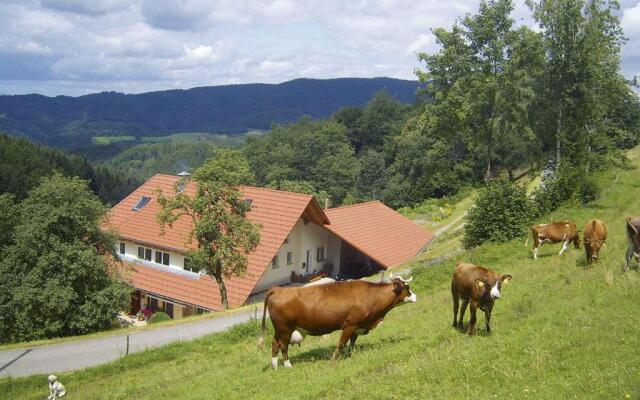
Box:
(1, 0, 639, 97)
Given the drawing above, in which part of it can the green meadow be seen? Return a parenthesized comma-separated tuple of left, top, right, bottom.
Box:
(2, 148, 640, 399)
(92, 132, 257, 147)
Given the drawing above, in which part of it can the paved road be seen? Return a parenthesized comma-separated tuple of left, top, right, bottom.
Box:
(0, 308, 259, 378)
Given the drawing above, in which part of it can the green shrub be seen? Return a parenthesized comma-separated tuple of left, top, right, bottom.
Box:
(463, 180, 535, 248)
(531, 171, 577, 215)
(578, 176, 600, 204)
(148, 312, 171, 325)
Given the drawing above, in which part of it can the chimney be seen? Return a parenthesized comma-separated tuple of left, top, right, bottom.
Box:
(177, 171, 190, 192)
(324, 198, 329, 210)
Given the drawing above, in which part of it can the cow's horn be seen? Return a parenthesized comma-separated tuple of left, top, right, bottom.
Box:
(390, 273, 413, 283)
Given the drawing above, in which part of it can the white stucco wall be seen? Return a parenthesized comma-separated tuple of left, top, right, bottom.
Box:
(253, 218, 340, 293)
(116, 240, 188, 271)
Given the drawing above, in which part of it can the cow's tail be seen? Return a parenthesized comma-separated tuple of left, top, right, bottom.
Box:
(257, 288, 275, 352)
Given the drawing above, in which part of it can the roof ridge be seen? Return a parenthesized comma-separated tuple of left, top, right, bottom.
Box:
(145, 175, 314, 200)
(240, 185, 315, 199)
(326, 200, 382, 211)
(107, 174, 169, 212)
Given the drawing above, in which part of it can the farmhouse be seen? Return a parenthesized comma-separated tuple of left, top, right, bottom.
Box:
(105, 174, 433, 318)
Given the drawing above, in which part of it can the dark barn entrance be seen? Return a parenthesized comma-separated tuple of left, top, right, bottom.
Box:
(338, 241, 382, 280)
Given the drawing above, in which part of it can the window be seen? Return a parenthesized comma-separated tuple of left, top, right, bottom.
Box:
(119, 242, 125, 255)
(272, 255, 279, 269)
(155, 250, 170, 266)
(138, 246, 152, 261)
(165, 302, 174, 319)
(149, 297, 158, 312)
(287, 251, 293, 265)
(196, 308, 205, 315)
(316, 246, 325, 262)
(132, 196, 151, 211)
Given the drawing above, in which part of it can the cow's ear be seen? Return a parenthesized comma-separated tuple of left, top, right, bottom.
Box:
(475, 279, 485, 288)
(501, 274, 512, 284)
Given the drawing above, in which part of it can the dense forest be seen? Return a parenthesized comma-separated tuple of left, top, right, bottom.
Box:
(0, 78, 420, 150)
(0, 134, 139, 204)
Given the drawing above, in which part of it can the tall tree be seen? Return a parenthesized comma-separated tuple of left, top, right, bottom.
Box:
(0, 175, 130, 343)
(156, 149, 261, 309)
(528, 0, 630, 189)
(417, 0, 517, 181)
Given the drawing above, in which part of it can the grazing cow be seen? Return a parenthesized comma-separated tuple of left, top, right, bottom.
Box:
(625, 216, 640, 272)
(451, 262, 512, 336)
(257, 276, 416, 369)
(583, 219, 607, 263)
(530, 220, 580, 259)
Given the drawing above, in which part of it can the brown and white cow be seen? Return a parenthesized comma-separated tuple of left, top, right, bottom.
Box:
(257, 276, 416, 369)
(583, 219, 607, 263)
(624, 216, 640, 272)
(451, 262, 511, 336)
(530, 220, 580, 259)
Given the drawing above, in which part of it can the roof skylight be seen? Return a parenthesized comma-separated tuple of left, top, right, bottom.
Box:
(132, 196, 151, 211)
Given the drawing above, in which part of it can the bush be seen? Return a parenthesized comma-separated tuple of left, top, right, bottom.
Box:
(578, 176, 600, 204)
(531, 171, 577, 215)
(148, 312, 171, 325)
(463, 180, 535, 248)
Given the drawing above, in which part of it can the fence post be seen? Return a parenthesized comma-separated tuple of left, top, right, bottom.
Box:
(126, 334, 130, 356)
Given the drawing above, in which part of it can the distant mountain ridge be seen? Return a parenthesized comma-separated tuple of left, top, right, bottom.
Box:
(0, 77, 422, 149)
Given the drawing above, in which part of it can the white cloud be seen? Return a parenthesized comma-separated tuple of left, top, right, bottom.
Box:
(0, 0, 638, 96)
(407, 33, 435, 55)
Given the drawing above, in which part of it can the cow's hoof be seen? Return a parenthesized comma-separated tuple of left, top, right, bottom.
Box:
(271, 357, 278, 369)
(284, 360, 292, 368)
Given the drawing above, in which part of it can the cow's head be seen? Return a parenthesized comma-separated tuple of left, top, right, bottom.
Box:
(476, 274, 512, 301)
(390, 275, 417, 304)
(586, 240, 604, 262)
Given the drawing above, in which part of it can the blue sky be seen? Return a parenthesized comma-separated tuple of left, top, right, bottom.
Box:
(1, 0, 639, 96)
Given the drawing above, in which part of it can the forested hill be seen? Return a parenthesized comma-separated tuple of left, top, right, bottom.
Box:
(0, 134, 139, 204)
(0, 78, 421, 149)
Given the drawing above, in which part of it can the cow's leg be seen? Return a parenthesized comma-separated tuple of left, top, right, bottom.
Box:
(271, 336, 280, 369)
(458, 298, 469, 330)
(558, 240, 569, 256)
(532, 234, 540, 260)
(485, 310, 491, 333)
(279, 330, 293, 368)
(332, 326, 357, 360)
(348, 333, 358, 356)
(468, 302, 478, 336)
(452, 290, 459, 329)
(624, 246, 635, 272)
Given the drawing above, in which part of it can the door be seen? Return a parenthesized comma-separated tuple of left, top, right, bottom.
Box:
(305, 250, 311, 274)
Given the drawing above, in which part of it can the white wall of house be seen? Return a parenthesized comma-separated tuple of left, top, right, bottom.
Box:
(116, 240, 188, 271)
(253, 218, 339, 293)
(119, 217, 345, 302)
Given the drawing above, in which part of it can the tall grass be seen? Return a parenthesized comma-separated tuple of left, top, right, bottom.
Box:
(2, 149, 640, 399)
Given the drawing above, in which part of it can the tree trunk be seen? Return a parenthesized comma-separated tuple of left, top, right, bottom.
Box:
(556, 105, 562, 173)
(486, 133, 492, 181)
(214, 271, 229, 309)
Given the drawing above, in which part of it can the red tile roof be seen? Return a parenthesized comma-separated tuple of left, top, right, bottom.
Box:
(105, 174, 326, 310)
(324, 201, 434, 268)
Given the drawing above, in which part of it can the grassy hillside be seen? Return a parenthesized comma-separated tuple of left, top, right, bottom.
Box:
(3, 149, 640, 399)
